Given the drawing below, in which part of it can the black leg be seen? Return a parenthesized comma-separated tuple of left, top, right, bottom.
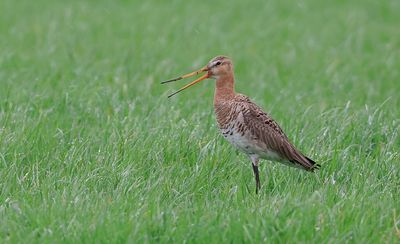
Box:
(252, 163, 260, 194)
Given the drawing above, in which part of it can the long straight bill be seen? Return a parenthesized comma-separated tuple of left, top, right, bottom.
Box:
(167, 73, 209, 98)
(161, 67, 207, 84)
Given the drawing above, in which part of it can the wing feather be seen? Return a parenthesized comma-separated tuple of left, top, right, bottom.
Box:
(233, 94, 319, 171)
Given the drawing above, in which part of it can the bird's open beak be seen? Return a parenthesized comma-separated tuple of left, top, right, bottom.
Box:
(161, 66, 209, 98)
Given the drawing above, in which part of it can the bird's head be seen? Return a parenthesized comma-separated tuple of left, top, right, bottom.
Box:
(206, 56, 233, 79)
(161, 55, 233, 98)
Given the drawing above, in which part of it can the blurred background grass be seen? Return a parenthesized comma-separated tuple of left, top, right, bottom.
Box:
(0, 0, 399, 242)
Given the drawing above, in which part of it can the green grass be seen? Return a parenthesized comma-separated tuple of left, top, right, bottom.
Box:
(1, 0, 399, 243)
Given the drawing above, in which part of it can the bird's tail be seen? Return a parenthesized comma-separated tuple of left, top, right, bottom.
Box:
(303, 156, 320, 172)
(289, 153, 320, 172)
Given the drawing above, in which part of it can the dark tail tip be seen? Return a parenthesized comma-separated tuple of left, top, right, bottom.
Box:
(305, 156, 320, 172)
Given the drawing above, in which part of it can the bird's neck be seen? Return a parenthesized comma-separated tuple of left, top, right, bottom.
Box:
(214, 74, 236, 103)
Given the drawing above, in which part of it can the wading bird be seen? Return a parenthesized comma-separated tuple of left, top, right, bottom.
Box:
(162, 56, 320, 193)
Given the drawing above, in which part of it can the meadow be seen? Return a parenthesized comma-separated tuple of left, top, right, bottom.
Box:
(0, 0, 399, 243)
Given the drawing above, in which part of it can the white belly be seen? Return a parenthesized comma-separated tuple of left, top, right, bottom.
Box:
(222, 128, 251, 152)
(217, 111, 282, 162)
(220, 126, 282, 161)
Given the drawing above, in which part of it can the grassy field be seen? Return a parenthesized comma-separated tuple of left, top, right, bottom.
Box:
(1, 0, 399, 243)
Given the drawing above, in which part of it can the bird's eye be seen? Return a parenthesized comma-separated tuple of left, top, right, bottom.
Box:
(215, 61, 222, 66)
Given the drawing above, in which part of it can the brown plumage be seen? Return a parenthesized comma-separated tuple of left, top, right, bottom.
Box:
(162, 55, 320, 193)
